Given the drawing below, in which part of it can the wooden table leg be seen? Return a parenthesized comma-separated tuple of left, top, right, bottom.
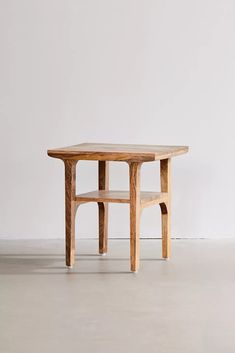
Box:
(98, 161, 109, 255)
(64, 159, 77, 267)
(160, 158, 171, 259)
(129, 162, 141, 272)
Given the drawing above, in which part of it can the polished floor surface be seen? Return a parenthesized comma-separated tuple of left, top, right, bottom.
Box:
(0, 239, 235, 353)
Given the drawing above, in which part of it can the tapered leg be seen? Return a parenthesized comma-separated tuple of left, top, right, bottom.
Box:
(160, 158, 171, 258)
(98, 161, 109, 254)
(129, 162, 141, 272)
(64, 159, 77, 267)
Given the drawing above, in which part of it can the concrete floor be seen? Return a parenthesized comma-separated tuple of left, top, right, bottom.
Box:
(0, 239, 235, 353)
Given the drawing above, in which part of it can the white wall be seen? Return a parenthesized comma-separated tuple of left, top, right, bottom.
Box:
(1, 0, 235, 239)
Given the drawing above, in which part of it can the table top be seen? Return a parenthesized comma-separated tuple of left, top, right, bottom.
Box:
(47, 143, 188, 162)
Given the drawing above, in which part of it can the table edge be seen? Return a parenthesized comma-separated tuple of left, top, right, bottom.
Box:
(47, 146, 189, 162)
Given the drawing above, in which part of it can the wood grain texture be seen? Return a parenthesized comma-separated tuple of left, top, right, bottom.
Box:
(48, 143, 188, 162)
(76, 190, 167, 206)
(64, 160, 77, 267)
(98, 161, 109, 254)
(129, 162, 142, 272)
(48, 143, 188, 272)
(160, 158, 171, 259)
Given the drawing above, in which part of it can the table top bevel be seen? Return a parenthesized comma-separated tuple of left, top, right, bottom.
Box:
(47, 143, 188, 162)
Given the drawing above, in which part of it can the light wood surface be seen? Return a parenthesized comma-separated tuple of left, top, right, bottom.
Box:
(48, 143, 188, 272)
(98, 161, 109, 254)
(64, 160, 77, 267)
(160, 159, 171, 259)
(48, 143, 188, 162)
(76, 190, 167, 207)
(129, 162, 141, 272)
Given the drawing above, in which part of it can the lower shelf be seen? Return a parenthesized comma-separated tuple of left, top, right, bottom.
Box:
(75, 190, 168, 208)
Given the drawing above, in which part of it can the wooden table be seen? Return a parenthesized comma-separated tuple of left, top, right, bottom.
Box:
(48, 143, 188, 272)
